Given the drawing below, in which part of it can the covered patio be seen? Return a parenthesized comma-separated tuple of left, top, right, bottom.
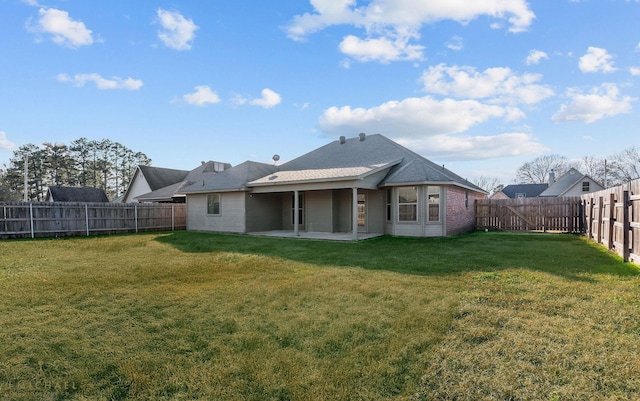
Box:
(248, 230, 383, 241)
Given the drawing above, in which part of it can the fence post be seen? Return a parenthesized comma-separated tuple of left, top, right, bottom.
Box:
(29, 202, 35, 239)
(587, 198, 596, 239)
(608, 193, 616, 250)
(597, 196, 603, 244)
(135, 204, 138, 233)
(85, 204, 89, 237)
(171, 204, 175, 231)
(623, 190, 630, 262)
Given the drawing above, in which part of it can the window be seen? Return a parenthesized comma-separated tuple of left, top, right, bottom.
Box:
(428, 187, 440, 222)
(398, 186, 418, 221)
(516, 193, 526, 198)
(465, 191, 469, 209)
(582, 181, 590, 192)
(207, 194, 221, 215)
(386, 189, 392, 221)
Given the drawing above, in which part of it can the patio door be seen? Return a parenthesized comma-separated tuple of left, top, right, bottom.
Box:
(357, 193, 367, 232)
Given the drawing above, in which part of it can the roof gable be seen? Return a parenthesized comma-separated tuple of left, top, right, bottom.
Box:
(540, 168, 585, 197)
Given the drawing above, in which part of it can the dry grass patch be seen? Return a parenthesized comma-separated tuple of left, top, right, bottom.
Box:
(416, 268, 640, 400)
(0, 233, 461, 400)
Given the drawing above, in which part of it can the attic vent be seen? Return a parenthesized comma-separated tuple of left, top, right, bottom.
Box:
(359, 132, 366, 141)
(339, 136, 346, 144)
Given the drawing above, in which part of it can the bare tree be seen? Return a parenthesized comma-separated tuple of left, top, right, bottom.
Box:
(516, 154, 568, 184)
(607, 147, 640, 184)
(576, 155, 606, 186)
(472, 176, 503, 194)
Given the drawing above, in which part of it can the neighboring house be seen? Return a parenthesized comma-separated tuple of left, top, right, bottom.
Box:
(182, 133, 487, 239)
(539, 168, 604, 197)
(121, 161, 230, 203)
(491, 183, 549, 199)
(46, 186, 109, 202)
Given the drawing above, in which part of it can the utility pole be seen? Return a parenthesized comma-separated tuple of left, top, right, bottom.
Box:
(23, 153, 28, 202)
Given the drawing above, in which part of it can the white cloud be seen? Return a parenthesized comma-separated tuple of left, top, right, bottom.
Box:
(338, 34, 424, 63)
(525, 49, 548, 65)
(28, 7, 93, 48)
(57, 73, 143, 90)
(179, 86, 221, 106)
(318, 96, 522, 139)
(579, 46, 617, 73)
(630, 67, 640, 76)
(0, 131, 16, 152)
(286, 0, 534, 63)
(552, 83, 634, 123)
(446, 35, 463, 51)
(250, 88, 282, 108)
(156, 9, 198, 50)
(398, 132, 547, 160)
(420, 64, 554, 105)
(236, 88, 282, 108)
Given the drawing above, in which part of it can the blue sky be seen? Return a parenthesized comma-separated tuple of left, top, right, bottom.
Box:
(1, 0, 639, 183)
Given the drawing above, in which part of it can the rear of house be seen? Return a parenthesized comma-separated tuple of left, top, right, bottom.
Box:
(182, 134, 487, 239)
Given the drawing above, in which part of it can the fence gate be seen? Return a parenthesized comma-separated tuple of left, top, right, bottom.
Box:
(476, 197, 583, 233)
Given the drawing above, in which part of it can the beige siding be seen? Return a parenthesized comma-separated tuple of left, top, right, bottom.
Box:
(123, 173, 151, 203)
(246, 193, 282, 232)
(187, 192, 246, 233)
(562, 177, 604, 197)
(306, 191, 333, 232)
(333, 189, 351, 232)
(363, 189, 384, 234)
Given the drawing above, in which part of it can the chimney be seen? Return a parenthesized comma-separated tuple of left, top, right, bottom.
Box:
(549, 169, 555, 184)
(339, 136, 346, 144)
(359, 132, 366, 141)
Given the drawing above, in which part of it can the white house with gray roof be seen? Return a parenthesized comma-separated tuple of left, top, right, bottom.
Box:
(181, 134, 487, 239)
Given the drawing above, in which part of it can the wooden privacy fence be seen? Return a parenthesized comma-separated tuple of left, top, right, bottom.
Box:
(582, 179, 640, 264)
(476, 197, 584, 233)
(0, 202, 186, 239)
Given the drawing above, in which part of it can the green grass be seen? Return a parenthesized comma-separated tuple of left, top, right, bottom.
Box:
(0, 231, 638, 400)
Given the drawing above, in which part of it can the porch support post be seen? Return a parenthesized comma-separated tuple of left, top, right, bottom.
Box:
(352, 187, 358, 241)
(293, 189, 299, 236)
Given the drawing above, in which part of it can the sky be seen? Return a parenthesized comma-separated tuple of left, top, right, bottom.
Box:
(1, 0, 639, 184)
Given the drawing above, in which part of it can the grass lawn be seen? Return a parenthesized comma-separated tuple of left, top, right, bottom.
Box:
(0, 231, 639, 400)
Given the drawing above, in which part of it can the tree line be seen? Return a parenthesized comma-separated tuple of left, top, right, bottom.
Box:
(474, 146, 640, 194)
(0, 138, 151, 201)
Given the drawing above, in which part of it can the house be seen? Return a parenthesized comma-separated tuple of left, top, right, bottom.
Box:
(46, 186, 109, 202)
(491, 183, 549, 199)
(121, 161, 230, 203)
(181, 133, 487, 239)
(539, 168, 604, 197)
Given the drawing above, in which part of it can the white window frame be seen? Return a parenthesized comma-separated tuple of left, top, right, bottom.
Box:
(427, 186, 440, 222)
(207, 194, 221, 215)
(397, 186, 418, 222)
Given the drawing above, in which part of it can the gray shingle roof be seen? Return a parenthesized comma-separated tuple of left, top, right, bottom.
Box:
(501, 183, 549, 198)
(138, 165, 189, 191)
(135, 161, 232, 201)
(274, 134, 485, 191)
(182, 161, 278, 193)
(539, 168, 586, 197)
(47, 186, 109, 202)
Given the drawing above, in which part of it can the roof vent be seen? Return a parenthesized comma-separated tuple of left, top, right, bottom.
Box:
(339, 136, 346, 144)
(359, 132, 366, 141)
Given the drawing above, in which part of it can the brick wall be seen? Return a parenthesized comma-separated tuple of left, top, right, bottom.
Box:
(446, 187, 485, 236)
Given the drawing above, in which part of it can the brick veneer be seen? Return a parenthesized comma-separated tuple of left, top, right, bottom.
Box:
(446, 187, 485, 236)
